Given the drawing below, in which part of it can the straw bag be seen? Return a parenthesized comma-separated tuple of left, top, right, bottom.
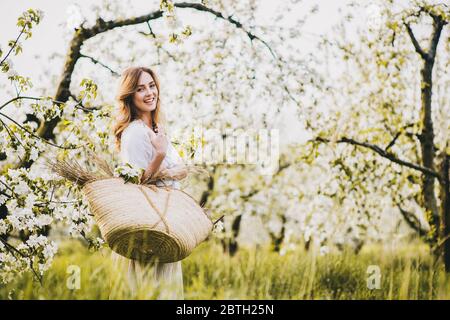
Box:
(47, 153, 214, 263)
(82, 178, 212, 262)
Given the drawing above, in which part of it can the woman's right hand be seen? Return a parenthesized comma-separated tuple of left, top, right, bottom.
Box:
(148, 124, 168, 156)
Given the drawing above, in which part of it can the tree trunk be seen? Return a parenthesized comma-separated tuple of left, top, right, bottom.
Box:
(269, 215, 286, 252)
(419, 58, 440, 242)
(199, 166, 216, 207)
(439, 152, 450, 272)
(33, 31, 86, 146)
(221, 214, 242, 256)
(0, 204, 8, 242)
(403, 12, 446, 240)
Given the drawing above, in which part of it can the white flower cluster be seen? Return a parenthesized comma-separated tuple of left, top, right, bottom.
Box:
(21, 235, 58, 275)
(22, 9, 44, 24)
(113, 163, 144, 184)
(91, 109, 109, 135)
(1, 234, 58, 282)
(0, 163, 68, 282)
(5, 198, 53, 232)
(0, 220, 9, 235)
(2, 119, 36, 157)
(0, 251, 26, 283)
(163, 8, 182, 30)
(31, 98, 64, 121)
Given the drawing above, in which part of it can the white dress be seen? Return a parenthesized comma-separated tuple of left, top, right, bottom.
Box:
(110, 119, 184, 300)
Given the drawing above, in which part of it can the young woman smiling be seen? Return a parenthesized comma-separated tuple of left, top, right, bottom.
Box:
(112, 66, 187, 299)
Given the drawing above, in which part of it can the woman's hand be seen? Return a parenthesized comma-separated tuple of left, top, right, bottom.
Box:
(148, 124, 168, 156)
(151, 161, 168, 180)
(160, 164, 188, 181)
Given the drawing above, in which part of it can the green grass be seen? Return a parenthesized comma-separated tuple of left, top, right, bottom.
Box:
(1, 239, 449, 299)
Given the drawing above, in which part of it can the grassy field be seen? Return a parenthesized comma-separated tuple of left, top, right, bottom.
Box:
(1, 239, 449, 300)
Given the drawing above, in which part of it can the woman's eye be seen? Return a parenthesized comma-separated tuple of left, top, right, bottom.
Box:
(137, 88, 143, 92)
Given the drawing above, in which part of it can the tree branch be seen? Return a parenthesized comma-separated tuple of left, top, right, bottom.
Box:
(396, 204, 429, 238)
(428, 15, 447, 61)
(175, 2, 277, 59)
(0, 25, 26, 66)
(315, 136, 442, 180)
(0, 237, 43, 284)
(0, 96, 40, 112)
(68, 93, 101, 112)
(385, 131, 402, 152)
(0, 190, 12, 199)
(385, 123, 415, 151)
(404, 23, 430, 61)
(174, 3, 304, 107)
(79, 53, 120, 76)
(0, 95, 72, 112)
(138, 21, 178, 62)
(0, 112, 79, 150)
(0, 118, 26, 163)
(0, 178, 14, 193)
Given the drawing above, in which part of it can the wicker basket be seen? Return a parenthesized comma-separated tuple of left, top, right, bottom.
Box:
(81, 178, 213, 263)
(46, 153, 214, 263)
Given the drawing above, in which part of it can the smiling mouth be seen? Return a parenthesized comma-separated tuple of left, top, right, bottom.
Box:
(144, 97, 156, 103)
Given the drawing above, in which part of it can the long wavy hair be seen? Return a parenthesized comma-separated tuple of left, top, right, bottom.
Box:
(113, 66, 164, 151)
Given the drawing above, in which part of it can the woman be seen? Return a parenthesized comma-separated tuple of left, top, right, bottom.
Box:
(111, 66, 187, 299)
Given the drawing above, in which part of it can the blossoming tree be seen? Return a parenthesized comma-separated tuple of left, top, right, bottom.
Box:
(0, 0, 315, 283)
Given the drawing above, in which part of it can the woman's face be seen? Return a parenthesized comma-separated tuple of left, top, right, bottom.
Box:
(132, 71, 158, 115)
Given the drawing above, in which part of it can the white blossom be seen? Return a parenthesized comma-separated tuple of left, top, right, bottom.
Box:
(14, 180, 29, 195)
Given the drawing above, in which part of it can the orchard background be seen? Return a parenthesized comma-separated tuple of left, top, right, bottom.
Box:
(0, 0, 449, 299)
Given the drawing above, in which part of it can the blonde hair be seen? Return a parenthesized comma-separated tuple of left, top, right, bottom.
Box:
(112, 66, 165, 151)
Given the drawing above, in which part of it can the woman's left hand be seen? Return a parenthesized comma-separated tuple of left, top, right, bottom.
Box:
(160, 164, 188, 181)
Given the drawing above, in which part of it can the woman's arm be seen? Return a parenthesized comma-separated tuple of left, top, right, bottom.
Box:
(140, 124, 169, 183)
(140, 151, 166, 183)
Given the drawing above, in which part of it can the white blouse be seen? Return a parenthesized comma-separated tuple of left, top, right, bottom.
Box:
(119, 119, 183, 189)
